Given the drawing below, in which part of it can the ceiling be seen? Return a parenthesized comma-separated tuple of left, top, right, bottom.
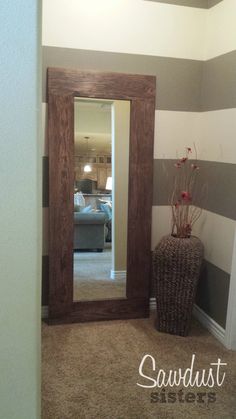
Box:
(74, 99, 112, 156)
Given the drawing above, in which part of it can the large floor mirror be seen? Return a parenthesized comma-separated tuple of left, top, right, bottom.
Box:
(48, 68, 156, 323)
(73, 98, 129, 302)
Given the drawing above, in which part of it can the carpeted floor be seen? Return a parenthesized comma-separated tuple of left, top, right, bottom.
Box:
(42, 313, 236, 419)
(73, 248, 126, 301)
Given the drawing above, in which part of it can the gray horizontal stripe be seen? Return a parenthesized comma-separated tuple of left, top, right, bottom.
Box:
(196, 260, 229, 328)
(207, 0, 223, 7)
(153, 159, 236, 220)
(145, 0, 222, 7)
(42, 156, 49, 207)
(145, 0, 208, 8)
(151, 254, 228, 327)
(201, 50, 236, 111)
(43, 46, 202, 112)
(43, 47, 236, 112)
(42, 156, 236, 219)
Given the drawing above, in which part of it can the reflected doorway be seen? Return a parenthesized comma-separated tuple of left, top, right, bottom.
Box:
(73, 98, 130, 302)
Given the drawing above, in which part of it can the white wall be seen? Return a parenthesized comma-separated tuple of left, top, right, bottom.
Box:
(154, 109, 236, 164)
(0, 1, 41, 418)
(112, 100, 130, 272)
(205, 0, 236, 60)
(42, 0, 236, 61)
(42, 0, 206, 60)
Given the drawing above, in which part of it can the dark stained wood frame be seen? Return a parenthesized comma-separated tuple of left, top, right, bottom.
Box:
(47, 67, 156, 324)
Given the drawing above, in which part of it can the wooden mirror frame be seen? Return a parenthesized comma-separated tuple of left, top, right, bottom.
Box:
(47, 67, 156, 324)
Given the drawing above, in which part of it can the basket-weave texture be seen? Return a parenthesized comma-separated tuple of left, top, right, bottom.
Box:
(153, 235, 204, 336)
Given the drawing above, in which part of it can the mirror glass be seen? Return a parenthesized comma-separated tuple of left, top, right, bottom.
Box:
(73, 97, 130, 301)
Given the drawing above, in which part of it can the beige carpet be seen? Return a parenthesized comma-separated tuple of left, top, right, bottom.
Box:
(73, 249, 126, 301)
(42, 314, 236, 419)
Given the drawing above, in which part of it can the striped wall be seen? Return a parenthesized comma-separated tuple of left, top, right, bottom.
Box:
(42, 0, 236, 330)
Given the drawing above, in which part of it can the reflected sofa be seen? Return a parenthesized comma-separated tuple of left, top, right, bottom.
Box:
(74, 212, 106, 252)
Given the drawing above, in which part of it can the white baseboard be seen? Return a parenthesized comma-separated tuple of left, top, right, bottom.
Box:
(193, 304, 225, 345)
(42, 305, 48, 319)
(149, 297, 156, 310)
(110, 270, 126, 280)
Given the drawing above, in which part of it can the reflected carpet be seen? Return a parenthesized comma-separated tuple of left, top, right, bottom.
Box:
(73, 249, 126, 301)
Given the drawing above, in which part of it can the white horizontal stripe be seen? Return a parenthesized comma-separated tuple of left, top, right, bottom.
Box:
(204, 0, 236, 60)
(193, 209, 235, 274)
(154, 111, 199, 160)
(154, 109, 236, 164)
(43, 106, 236, 164)
(197, 108, 236, 163)
(42, 0, 236, 62)
(152, 206, 236, 274)
(151, 206, 172, 250)
(42, 0, 206, 61)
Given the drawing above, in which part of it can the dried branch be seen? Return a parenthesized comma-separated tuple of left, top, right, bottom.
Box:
(169, 146, 205, 238)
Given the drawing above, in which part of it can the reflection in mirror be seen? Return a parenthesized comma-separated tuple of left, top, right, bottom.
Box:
(73, 98, 130, 301)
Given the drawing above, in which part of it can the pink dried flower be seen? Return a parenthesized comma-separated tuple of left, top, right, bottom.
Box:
(181, 191, 192, 202)
(171, 146, 202, 238)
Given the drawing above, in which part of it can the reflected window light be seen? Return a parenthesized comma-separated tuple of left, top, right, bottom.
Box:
(105, 176, 112, 191)
(84, 164, 92, 173)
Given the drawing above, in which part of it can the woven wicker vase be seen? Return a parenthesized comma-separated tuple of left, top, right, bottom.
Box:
(153, 235, 204, 337)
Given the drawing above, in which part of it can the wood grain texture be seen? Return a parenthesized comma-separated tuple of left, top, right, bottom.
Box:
(48, 67, 156, 101)
(47, 298, 149, 324)
(48, 94, 74, 318)
(47, 68, 156, 323)
(126, 99, 156, 299)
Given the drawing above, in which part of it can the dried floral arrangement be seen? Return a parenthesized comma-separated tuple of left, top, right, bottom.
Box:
(171, 146, 202, 238)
